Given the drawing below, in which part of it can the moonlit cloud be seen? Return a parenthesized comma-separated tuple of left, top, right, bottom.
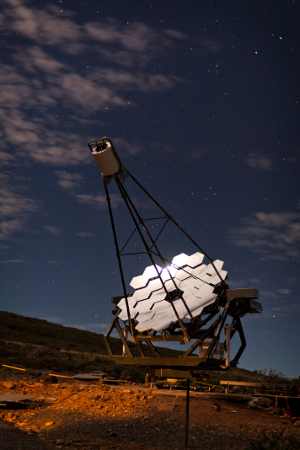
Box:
(278, 288, 291, 294)
(77, 232, 95, 237)
(228, 211, 300, 260)
(55, 172, 84, 190)
(0, 179, 39, 241)
(0, 258, 26, 264)
(1, 0, 186, 171)
(1, 0, 188, 241)
(75, 322, 109, 330)
(75, 193, 116, 209)
(43, 226, 61, 235)
(246, 153, 274, 171)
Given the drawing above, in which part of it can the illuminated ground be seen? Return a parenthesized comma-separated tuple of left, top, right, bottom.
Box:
(0, 370, 299, 450)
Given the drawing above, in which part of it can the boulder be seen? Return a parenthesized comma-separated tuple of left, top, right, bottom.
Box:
(248, 397, 273, 408)
(40, 374, 58, 384)
(291, 417, 300, 424)
(269, 406, 281, 415)
(3, 382, 16, 390)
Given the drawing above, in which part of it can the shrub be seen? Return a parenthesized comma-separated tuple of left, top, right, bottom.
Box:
(245, 430, 300, 450)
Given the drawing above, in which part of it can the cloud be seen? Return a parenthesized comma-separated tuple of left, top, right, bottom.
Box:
(0, 2, 186, 169)
(277, 289, 291, 294)
(180, 147, 208, 162)
(0, 151, 17, 166)
(0, 176, 39, 240)
(113, 138, 144, 156)
(228, 211, 300, 261)
(4, 0, 81, 45)
(43, 226, 61, 235)
(201, 38, 223, 53)
(0, 1, 191, 243)
(55, 171, 84, 190)
(75, 193, 117, 209)
(246, 153, 274, 171)
(0, 258, 26, 264)
(262, 301, 300, 318)
(75, 323, 109, 330)
(77, 232, 95, 237)
(48, 260, 66, 265)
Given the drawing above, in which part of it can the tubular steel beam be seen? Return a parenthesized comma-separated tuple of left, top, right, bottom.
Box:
(123, 166, 225, 285)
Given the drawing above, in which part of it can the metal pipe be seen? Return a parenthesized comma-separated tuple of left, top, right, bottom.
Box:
(185, 378, 190, 447)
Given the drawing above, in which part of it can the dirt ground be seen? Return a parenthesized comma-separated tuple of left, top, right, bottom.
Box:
(0, 369, 299, 450)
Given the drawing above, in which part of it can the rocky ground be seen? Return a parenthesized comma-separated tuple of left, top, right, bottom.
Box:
(0, 368, 300, 450)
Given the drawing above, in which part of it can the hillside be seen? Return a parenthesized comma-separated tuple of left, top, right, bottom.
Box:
(1, 311, 298, 385)
(0, 310, 183, 378)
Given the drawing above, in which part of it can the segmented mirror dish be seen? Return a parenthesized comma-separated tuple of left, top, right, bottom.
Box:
(118, 252, 227, 332)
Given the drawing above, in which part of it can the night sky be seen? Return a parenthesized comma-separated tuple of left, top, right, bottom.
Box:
(1, 0, 299, 377)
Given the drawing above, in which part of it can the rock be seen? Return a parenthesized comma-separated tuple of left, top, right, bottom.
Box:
(213, 404, 220, 411)
(269, 407, 281, 415)
(257, 406, 274, 411)
(3, 382, 16, 389)
(56, 439, 65, 445)
(280, 407, 287, 415)
(291, 417, 300, 424)
(45, 421, 55, 427)
(41, 374, 58, 384)
(294, 421, 300, 427)
(248, 397, 273, 408)
(232, 386, 241, 391)
(110, 432, 117, 437)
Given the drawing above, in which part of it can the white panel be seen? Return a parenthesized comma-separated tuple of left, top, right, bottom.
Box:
(147, 278, 164, 292)
(192, 280, 215, 296)
(136, 312, 156, 331)
(190, 263, 209, 279)
(143, 264, 162, 279)
(187, 305, 204, 318)
(178, 279, 200, 295)
(151, 299, 169, 312)
(136, 298, 156, 312)
(130, 274, 149, 290)
(163, 279, 178, 292)
(131, 289, 151, 302)
(207, 259, 224, 274)
(174, 268, 193, 282)
(131, 278, 164, 301)
(171, 253, 189, 268)
(186, 252, 205, 268)
(118, 296, 140, 321)
(160, 268, 175, 282)
(119, 254, 227, 332)
(174, 299, 192, 317)
(149, 288, 166, 303)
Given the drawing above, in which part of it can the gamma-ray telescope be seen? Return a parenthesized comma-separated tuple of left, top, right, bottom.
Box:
(88, 137, 262, 379)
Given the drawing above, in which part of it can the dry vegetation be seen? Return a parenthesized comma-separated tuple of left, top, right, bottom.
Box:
(1, 311, 299, 387)
(1, 311, 300, 449)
